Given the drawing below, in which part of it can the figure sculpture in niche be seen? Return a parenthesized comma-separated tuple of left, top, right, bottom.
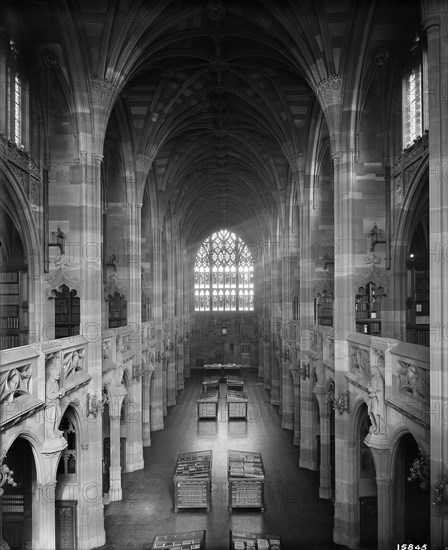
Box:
(367, 360, 385, 435)
(114, 334, 125, 387)
(45, 362, 66, 438)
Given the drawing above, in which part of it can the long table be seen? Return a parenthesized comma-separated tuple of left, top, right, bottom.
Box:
(203, 363, 241, 380)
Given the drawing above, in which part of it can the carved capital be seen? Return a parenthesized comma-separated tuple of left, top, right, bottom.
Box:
(315, 75, 343, 109)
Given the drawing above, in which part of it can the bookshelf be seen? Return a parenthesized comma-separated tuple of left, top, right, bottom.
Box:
(406, 269, 429, 346)
(228, 450, 265, 511)
(229, 531, 282, 550)
(355, 282, 383, 336)
(54, 285, 80, 339)
(173, 451, 212, 511)
(150, 530, 206, 549)
(0, 270, 28, 350)
(108, 292, 127, 328)
(316, 290, 334, 327)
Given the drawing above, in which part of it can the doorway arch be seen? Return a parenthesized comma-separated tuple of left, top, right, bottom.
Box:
(393, 432, 430, 543)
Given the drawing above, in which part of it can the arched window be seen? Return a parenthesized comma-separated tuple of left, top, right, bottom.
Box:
(402, 33, 428, 149)
(194, 229, 254, 311)
(54, 285, 80, 339)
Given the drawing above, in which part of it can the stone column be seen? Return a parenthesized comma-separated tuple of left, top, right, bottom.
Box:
(289, 366, 301, 446)
(165, 229, 177, 407)
(32, 482, 56, 550)
(422, 4, 448, 546)
(150, 226, 164, 431)
(270, 226, 282, 405)
(319, 411, 332, 499)
(298, 190, 318, 470)
(142, 366, 152, 446)
(332, 148, 358, 548)
(126, 201, 144, 472)
(281, 224, 294, 430)
(108, 413, 122, 501)
(313, 385, 332, 496)
(366, 439, 392, 550)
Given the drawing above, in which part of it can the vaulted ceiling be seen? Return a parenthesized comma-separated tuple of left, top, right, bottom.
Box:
(103, 0, 353, 246)
(8, 0, 420, 249)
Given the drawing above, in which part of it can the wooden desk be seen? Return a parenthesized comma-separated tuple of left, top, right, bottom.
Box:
(229, 531, 282, 549)
(197, 390, 219, 419)
(173, 451, 212, 512)
(227, 450, 265, 511)
(226, 391, 248, 420)
(201, 376, 220, 393)
(150, 530, 206, 549)
(203, 363, 241, 381)
(225, 376, 244, 392)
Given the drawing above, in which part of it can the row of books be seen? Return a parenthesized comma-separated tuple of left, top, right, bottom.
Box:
(0, 316, 20, 328)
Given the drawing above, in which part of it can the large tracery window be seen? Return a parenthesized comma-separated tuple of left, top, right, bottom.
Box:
(194, 229, 254, 311)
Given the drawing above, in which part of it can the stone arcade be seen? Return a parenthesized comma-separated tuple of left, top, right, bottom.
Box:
(0, 1, 446, 549)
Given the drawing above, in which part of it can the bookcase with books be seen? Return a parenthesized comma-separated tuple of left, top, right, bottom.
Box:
(108, 292, 127, 328)
(406, 269, 429, 346)
(197, 391, 219, 419)
(54, 284, 80, 339)
(0, 271, 28, 350)
(355, 282, 383, 336)
(315, 289, 334, 327)
(229, 531, 282, 550)
(150, 530, 206, 549)
(227, 451, 265, 511)
(173, 451, 212, 512)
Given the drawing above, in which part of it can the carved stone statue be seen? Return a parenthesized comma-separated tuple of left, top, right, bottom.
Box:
(114, 335, 125, 387)
(367, 362, 385, 435)
(45, 362, 66, 438)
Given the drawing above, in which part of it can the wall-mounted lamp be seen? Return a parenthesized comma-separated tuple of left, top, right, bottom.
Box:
(221, 325, 228, 336)
(0, 451, 17, 496)
(334, 390, 350, 415)
(86, 392, 107, 419)
(299, 362, 310, 380)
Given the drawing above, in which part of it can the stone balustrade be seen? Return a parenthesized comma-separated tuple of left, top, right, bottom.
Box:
(0, 335, 90, 433)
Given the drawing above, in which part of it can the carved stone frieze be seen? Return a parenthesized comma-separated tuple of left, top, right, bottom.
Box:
(0, 134, 40, 177)
(63, 348, 85, 381)
(397, 360, 429, 403)
(392, 130, 428, 176)
(355, 264, 390, 296)
(350, 345, 370, 378)
(45, 255, 80, 298)
(0, 364, 32, 404)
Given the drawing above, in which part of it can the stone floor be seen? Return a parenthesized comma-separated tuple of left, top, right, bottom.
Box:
(96, 370, 347, 550)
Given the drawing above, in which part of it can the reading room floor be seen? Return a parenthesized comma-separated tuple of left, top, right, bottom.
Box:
(96, 369, 346, 550)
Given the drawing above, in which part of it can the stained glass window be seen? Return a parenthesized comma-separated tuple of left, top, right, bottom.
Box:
(194, 229, 254, 311)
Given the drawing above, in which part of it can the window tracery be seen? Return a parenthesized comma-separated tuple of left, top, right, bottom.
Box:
(194, 229, 254, 311)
